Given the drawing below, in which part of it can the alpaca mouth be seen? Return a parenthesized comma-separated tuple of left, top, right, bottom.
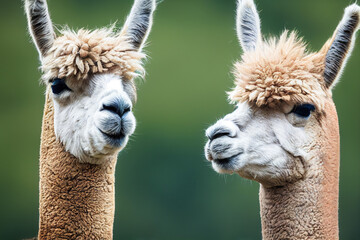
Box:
(213, 153, 242, 168)
(103, 131, 125, 139)
(99, 129, 127, 147)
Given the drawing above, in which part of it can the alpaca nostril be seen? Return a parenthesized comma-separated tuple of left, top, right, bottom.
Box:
(102, 103, 118, 114)
(212, 132, 230, 140)
(102, 102, 131, 117)
(123, 107, 131, 115)
(208, 129, 232, 141)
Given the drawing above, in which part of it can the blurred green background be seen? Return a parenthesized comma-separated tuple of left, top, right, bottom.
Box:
(0, 0, 359, 239)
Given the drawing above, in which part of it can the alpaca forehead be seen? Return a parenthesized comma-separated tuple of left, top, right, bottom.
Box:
(41, 28, 146, 85)
(229, 31, 329, 111)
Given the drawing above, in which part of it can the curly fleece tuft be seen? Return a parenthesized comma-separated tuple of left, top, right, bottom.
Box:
(41, 27, 145, 83)
(229, 31, 332, 110)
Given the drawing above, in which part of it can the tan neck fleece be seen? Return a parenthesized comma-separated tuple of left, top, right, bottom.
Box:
(38, 89, 117, 239)
(259, 102, 340, 240)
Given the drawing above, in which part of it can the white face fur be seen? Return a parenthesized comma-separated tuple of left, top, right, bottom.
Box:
(52, 74, 136, 164)
(205, 102, 314, 187)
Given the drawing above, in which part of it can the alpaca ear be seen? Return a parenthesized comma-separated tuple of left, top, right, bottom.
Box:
(25, 0, 56, 58)
(322, 4, 360, 89)
(236, 0, 262, 52)
(120, 0, 156, 51)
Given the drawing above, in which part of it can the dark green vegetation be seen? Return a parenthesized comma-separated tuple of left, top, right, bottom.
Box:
(0, 0, 359, 239)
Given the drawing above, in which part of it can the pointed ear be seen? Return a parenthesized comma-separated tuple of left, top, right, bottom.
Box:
(236, 0, 262, 52)
(323, 4, 360, 89)
(25, 0, 56, 58)
(120, 0, 156, 51)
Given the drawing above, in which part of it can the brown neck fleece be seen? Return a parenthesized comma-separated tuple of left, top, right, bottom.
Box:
(259, 102, 340, 240)
(38, 89, 117, 239)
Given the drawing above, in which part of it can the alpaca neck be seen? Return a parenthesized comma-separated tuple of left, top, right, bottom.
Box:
(259, 102, 340, 240)
(259, 176, 339, 239)
(38, 90, 117, 239)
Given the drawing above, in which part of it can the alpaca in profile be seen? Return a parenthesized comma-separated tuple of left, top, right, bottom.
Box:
(24, 0, 156, 239)
(204, 0, 360, 239)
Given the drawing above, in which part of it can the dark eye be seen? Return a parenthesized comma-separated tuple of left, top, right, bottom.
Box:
(51, 78, 71, 94)
(291, 104, 315, 118)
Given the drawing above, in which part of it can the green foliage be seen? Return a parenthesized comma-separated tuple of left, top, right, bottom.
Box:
(0, 0, 359, 239)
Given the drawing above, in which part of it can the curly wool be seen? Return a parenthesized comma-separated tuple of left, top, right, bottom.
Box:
(229, 31, 331, 110)
(41, 27, 145, 83)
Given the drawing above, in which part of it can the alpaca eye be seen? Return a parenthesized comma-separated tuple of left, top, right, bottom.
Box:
(51, 78, 71, 95)
(291, 104, 315, 118)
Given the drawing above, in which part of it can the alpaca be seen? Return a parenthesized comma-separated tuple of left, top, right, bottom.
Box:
(25, 0, 156, 239)
(204, 0, 360, 239)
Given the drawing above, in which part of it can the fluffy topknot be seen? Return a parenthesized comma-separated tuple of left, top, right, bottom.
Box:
(41, 27, 146, 83)
(229, 31, 331, 110)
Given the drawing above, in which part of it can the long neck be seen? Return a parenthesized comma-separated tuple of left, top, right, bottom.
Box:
(38, 89, 117, 239)
(259, 102, 340, 240)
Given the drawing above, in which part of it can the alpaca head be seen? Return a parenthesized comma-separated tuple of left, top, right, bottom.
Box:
(205, 0, 360, 187)
(25, 0, 156, 164)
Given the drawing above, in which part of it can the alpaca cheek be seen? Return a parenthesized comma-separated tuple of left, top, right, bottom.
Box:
(121, 112, 136, 136)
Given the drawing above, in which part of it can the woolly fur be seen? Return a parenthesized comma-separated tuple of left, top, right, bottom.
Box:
(38, 91, 117, 239)
(41, 27, 146, 83)
(229, 31, 331, 111)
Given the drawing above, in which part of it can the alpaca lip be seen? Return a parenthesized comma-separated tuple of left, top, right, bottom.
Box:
(99, 129, 125, 139)
(99, 128, 126, 147)
(213, 153, 242, 166)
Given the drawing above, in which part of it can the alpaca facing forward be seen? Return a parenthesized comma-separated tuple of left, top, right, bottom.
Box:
(205, 0, 360, 239)
(25, 0, 156, 239)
